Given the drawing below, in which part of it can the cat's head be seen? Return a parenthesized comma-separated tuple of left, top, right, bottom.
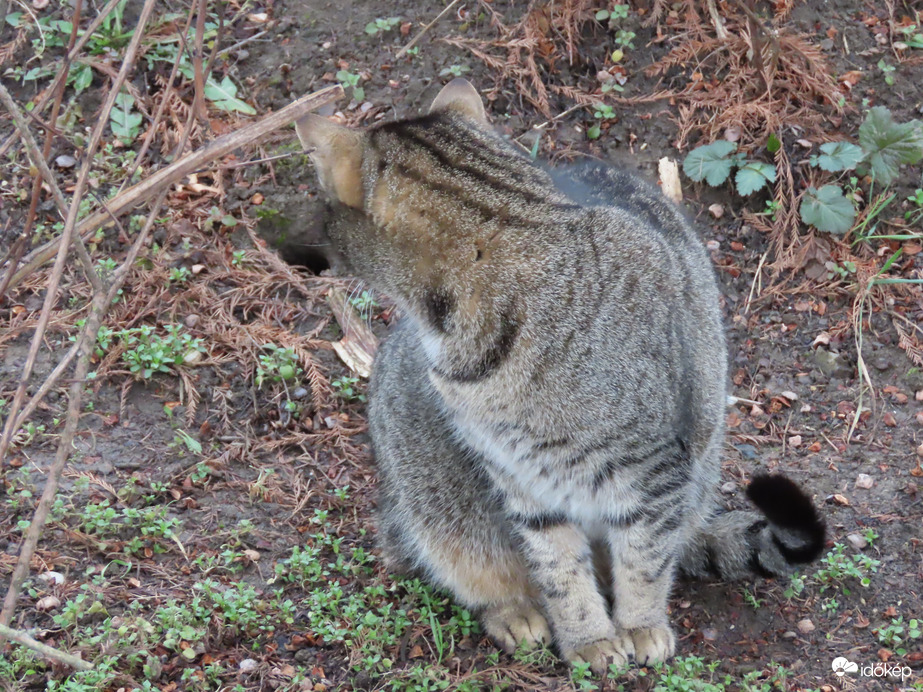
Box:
(297, 79, 545, 328)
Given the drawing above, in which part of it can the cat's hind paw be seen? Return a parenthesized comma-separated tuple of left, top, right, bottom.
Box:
(482, 601, 551, 653)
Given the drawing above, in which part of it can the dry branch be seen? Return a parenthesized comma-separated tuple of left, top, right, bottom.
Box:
(0, 623, 92, 671)
(326, 287, 379, 378)
(0, 0, 159, 468)
(396, 0, 461, 59)
(4, 84, 344, 293)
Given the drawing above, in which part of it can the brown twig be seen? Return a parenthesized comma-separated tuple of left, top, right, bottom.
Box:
(0, 0, 157, 470)
(0, 0, 85, 301)
(192, 0, 208, 123)
(121, 3, 198, 188)
(5, 84, 344, 294)
(0, 0, 126, 159)
(395, 0, 462, 59)
(0, 622, 92, 671)
(0, 79, 343, 625)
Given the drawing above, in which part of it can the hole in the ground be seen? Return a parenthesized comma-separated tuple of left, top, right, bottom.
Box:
(278, 244, 331, 275)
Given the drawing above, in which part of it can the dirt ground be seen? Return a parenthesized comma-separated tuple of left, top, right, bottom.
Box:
(1, 0, 922, 690)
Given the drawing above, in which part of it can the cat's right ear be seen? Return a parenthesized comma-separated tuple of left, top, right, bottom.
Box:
(429, 78, 487, 124)
(294, 114, 364, 209)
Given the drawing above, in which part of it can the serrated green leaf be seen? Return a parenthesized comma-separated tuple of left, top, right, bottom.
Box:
(203, 75, 256, 115)
(814, 141, 864, 172)
(734, 161, 776, 196)
(110, 92, 141, 143)
(682, 141, 738, 186)
(71, 63, 93, 94)
(767, 133, 781, 153)
(799, 185, 856, 234)
(858, 107, 923, 185)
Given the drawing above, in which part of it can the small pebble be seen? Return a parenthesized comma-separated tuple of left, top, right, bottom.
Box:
(184, 314, 200, 328)
(36, 595, 60, 611)
(780, 390, 799, 401)
(293, 387, 309, 400)
(702, 628, 718, 641)
(855, 473, 874, 489)
(735, 444, 758, 460)
(183, 350, 203, 365)
(706, 240, 720, 251)
(55, 154, 76, 168)
(708, 204, 724, 219)
(720, 481, 737, 495)
(847, 533, 868, 550)
(239, 658, 258, 673)
(38, 571, 65, 585)
(797, 618, 815, 634)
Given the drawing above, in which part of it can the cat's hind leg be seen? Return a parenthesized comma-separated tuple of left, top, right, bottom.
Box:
(377, 458, 551, 652)
(370, 325, 550, 652)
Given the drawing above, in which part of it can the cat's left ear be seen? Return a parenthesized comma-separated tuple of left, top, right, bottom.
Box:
(429, 78, 487, 123)
(294, 114, 365, 208)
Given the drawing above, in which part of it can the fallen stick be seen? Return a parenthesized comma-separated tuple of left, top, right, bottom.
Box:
(326, 287, 379, 379)
(0, 623, 92, 671)
(395, 0, 461, 59)
(0, 0, 159, 468)
(4, 84, 345, 293)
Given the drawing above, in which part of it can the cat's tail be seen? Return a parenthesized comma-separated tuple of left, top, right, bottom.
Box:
(680, 475, 826, 580)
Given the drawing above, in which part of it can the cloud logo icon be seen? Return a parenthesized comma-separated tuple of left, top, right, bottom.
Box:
(831, 657, 859, 677)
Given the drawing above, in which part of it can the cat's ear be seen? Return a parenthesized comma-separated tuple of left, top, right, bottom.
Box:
(294, 114, 364, 208)
(429, 78, 487, 123)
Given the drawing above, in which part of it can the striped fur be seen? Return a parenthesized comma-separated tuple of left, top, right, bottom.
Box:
(297, 79, 824, 673)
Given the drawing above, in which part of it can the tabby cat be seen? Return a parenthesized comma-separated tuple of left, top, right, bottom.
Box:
(295, 79, 824, 672)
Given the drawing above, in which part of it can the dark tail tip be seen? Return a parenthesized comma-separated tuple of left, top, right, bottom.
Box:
(747, 474, 826, 564)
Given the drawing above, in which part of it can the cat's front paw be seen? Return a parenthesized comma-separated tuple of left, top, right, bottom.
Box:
(563, 637, 632, 674)
(481, 601, 551, 653)
(621, 625, 675, 666)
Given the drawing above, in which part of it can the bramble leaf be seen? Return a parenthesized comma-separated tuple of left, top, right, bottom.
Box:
(858, 107, 923, 185)
(682, 141, 738, 186)
(799, 185, 856, 234)
(812, 141, 864, 172)
(203, 75, 256, 115)
(110, 91, 142, 144)
(735, 161, 776, 196)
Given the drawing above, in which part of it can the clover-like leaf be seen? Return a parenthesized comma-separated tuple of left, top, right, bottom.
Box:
(812, 141, 864, 172)
(858, 107, 923, 185)
(682, 141, 738, 186)
(734, 161, 776, 196)
(110, 91, 142, 144)
(203, 75, 256, 115)
(799, 185, 856, 234)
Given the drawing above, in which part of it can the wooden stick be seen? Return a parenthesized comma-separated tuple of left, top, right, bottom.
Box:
(0, 0, 126, 160)
(193, 0, 208, 123)
(395, 0, 461, 59)
(5, 84, 344, 293)
(0, 0, 158, 468)
(0, 623, 92, 671)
